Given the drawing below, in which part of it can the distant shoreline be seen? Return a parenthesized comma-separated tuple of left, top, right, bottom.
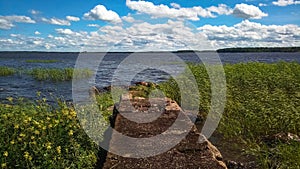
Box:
(0, 47, 299, 53)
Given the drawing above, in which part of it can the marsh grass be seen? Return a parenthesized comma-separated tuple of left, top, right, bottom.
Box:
(26, 59, 59, 63)
(159, 62, 300, 168)
(28, 68, 93, 81)
(0, 66, 15, 76)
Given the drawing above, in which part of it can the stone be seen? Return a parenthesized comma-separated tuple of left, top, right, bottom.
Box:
(262, 132, 300, 146)
(99, 94, 228, 169)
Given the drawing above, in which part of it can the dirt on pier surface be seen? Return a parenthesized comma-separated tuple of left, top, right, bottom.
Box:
(99, 93, 228, 169)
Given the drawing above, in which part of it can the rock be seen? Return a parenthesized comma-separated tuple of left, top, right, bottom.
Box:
(100, 94, 228, 169)
(226, 160, 245, 169)
(103, 85, 112, 92)
(262, 132, 300, 146)
(134, 81, 157, 87)
(89, 86, 101, 99)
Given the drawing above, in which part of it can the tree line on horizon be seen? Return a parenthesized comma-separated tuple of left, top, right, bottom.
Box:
(217, 47, 300, 53)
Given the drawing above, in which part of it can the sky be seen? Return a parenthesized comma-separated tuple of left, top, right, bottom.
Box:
(0, 0, 299, 51)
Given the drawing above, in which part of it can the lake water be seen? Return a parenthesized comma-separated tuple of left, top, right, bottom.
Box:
(0, 52, 300, 102)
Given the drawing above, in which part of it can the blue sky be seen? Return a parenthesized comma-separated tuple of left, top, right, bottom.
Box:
(0, 0, 299, 51)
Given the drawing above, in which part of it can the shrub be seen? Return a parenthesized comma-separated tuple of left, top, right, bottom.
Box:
(0, 97, 99, 168)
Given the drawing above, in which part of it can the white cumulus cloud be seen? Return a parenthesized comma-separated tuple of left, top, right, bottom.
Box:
(170, 3, 181, 9)
(30, 10, 40, 15)
(66, 16, 80, 22)
(41, 17, 71, 26)
(259, 3, 268, 6)
(0, 15, 35, 29)
(232, 3, 268, 19)
(272, 0, 300, 6)
(198, 20, 300, 48)
(83, 5, 121, 23)
(122, 15, 135, 23)
(87, 24, 100, 27)
(126, 0, 232, 21)
(56, 28, 75, 35)
(35, 31, 41, 35)
(207, 4, 233, 15)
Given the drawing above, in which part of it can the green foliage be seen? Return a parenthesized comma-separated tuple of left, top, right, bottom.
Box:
(95, 92, 114, 122)
(26, 60, 59, 63)
(248, 141, 300, 169)
(0, 97, 98, 168)
(159, 62, 300, 168)
(28, 68, 93, 81)
(0, 66, 15, 76)
(129, 84, 157, 98)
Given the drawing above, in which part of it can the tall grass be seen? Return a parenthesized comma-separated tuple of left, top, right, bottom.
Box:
(0, 66, 15, 76)
(159, 62, 300, 168)
(26, 59, 59, 63)
(28, 68, 93, 81)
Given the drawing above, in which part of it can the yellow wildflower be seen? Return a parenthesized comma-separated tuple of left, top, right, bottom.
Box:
(23, 152, 31, 160)
(14, 124, 19, 129)
(27, 117, 32, 122)
(33, 120, 39, 125)
(10, 140, 15, 145)
(24, 152, 29, 157)
(1, 163, 7, 168)
(34, 130, 40, 135)
(45, 142, 52, 150)
(56, 146, 61, 154)
(30, 141, 37, 145)
(68, 130, 73, 136)
(19, 133, 26, 137)
(31, 136, 35, 140)
(69, 109, 77, 117)
(46, 117, 51, 121)
(6, 97, 13, 102)
(3, 151, 8, 157)
(62, 109, 69, 116)
(2, 114, 7, 120)
(23, 119, 28, 124)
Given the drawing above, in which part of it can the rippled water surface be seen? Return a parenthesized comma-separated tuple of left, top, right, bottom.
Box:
(1, 52, 299, 101)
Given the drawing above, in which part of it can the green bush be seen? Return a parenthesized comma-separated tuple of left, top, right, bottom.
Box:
(0, 97, 99, 168)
